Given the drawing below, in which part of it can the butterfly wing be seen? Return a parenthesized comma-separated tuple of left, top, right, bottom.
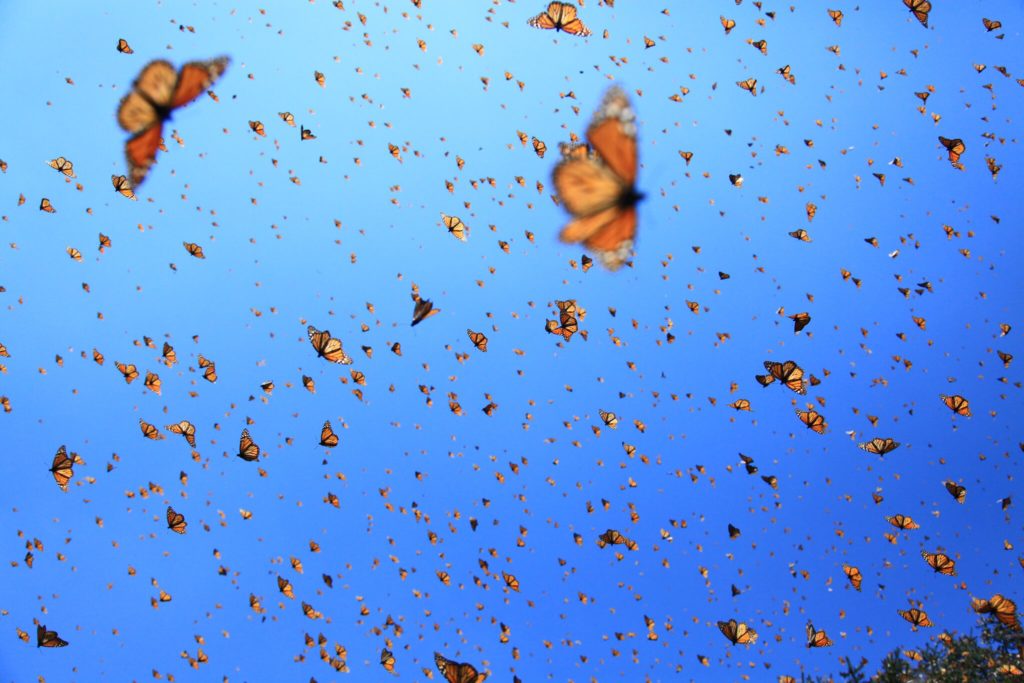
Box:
(171, 57, 228, 108)
(124, 123, 165, 188)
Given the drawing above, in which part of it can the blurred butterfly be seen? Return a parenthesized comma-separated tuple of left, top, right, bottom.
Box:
(40, 198, 56, 213)
(806, 622, 833, 648)
(940, 394, 970, 416)
(789, 312, 811, 332)
(116, 56, 229, 187)
(319, 420, 339, 448)
(111, 174, 137, 200)
(36, 624, 68, 648)
(434, 651, 488, 683)
(944, 481, 967, 504)
(380, 648, 397, 674)
(139, 419, 163, 440)
(904, 0, 931, 27)
(167, 420, 197, 448)
(717, 619, 758, 645)
(827, 9, 843, 25)
(307, 325, 353, 364)
(886, 514, 920, 530)
(411, 297, 440, 326)
(166, 506, 188, 534)
(921, 551, 957, 576)
(982, 17, 1002, 32)
(115, 361, 139, 384)
(528, 2, 592, 36)
(553, 86, 642, 270)
(441, 213, 468, 241)
(971, 594, 1019, 629)
(49, 445, 74, 491)
(238, 429, 260, 462)
(842, 564, 862, 591)
(721, 16, 736, 34)
(736, 78, 758, 95)
(198, 355, 218, 382)
(183, 242, 205, 259)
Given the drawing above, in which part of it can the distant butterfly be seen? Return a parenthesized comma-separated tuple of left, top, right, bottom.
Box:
(886, 514, 920, 530)
(944, 480, 967, 504)
(553, 86, 642, 270)
(166, 506, 188, 534)
(36, 624, 68, 648)
(721, 16, 736, 34)
(718, 619, 758, 645)
(116, 38, 134, 54)
(238, 429, 260, 461)
(789, 312, 811, 332)
(527, 2, 591, 36)
(307, 325, 353, 364)
(938, 136, 965, 167)
(116, 56, 229, 187)
(736, 78, 758, 96)
(982, 17, 1002, 32)
(434, 651, 488, 683)
(49, 445, 74, 491)
(47, 157, 76, 177)
(139, 419, 163, 440)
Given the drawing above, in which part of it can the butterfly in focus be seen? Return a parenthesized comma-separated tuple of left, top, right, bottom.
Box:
(37, 624, 68, 648)
(238, 429, 260, 462)
(433, 651, 488, 683)
(806, 621, 833, 648)
(717, 619, 758, 645)
(527, 2, 592, 37)
(166, 506, 188, 534)
(49, 445, 74, 491)
(116, 56, 229, 187)
(307, 325, 353, 364)
(553, 86, 642, 270)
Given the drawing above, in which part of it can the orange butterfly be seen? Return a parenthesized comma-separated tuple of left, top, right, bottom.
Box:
(166, 506, 188, 534)
(434, 652, 488, 683)
(921, 551, 957, 576)
(111, 174, 137, 200)
(380, 648, 397, 674)
(806, 621, 833, 648)
(527, 2, 592, 37)
(859, 437, 900, 455)
(938, 136, 965, 167)
(718, 619, 758, 645)
(758, 360, 806, 394)
(898, 607, 933, 629)
(411, 297, 440, 326)
(842, 564, 863, 591)
(944, 480, 967, 503)
(553, 86, 642, 270)
(36, 624, 68, 648)
(736, 78, 758, 95)
(166, 420, 197, 448)
(307, 325, 353, 364)
(796, 409, 827, 434)
(49, 445, 74, 491)
(115, 361, 139, 384)
(904, 0, 931, 27)
(238, 429, 260, 462)
(319, 420, 339, 448)
(117, 57, 229, 187)
(886, 514, 920, 530)
(467, 329, 488, 352)
(940, 393, 971, 416)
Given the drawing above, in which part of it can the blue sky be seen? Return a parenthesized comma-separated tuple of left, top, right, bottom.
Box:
(1, 1, 1022, 681)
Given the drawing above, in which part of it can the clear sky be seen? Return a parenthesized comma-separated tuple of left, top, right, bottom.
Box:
(0, 1, 1021, 681)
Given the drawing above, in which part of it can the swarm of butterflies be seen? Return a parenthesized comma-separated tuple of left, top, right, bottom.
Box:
(8, 0, 1023, 680)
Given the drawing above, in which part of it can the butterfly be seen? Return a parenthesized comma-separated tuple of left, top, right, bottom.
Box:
(277, 576, 294, 598)
(971, 594, 1019, 629)
(49, 445, 74, 491)
(116, 57, 229, 187)
(886, 514, 920, 530)
(198, 355, 218, 382)
(842, 564, 863, 591)
(39, 198, 56, 213)
(859, 437, 900, 455)
(434, 651, 488, 683)
(553, 87, 641, 270)
(717, 619, 758, 645)
(183, 242, 205, 259)
(806, 622, 833, 648)
(319, 420, 339, 448)
(116, 38, 133, 54)
(144, 371, 161, 395)
(238, 429, 260, 462)
(442, 213, 468, 241)
(599, 409, 618, 428)
(167, 420, 197, 448)
(904, 0, 931, 27)
(898, 608, 933, 629)
(796, 409, 827, 434)
(758, 360, 806, 394)
(139, 419, 163, 440)
(982, 17, 1002, 32)
(411, 297, 440, 326)
(789, 312, 811, 332)
(111, 174, 136, 200)
(166, 506, 188, 534)
(307, 325, 353, 364)
(921, 551, 957, 576)
(467, 329, 488, 352)
(36, 624, 69, 648)
(938, 136, 965, 167)
(47, 157, 76, 177)
(527, 2, 591, 36)
(827, 9, 843, 25)
(502, 571, 520, 592)
(380, 648, 397, 674)
(736, 78, 758, 95)
(944, 481, 967, 504)
(721, 16, 736, 34)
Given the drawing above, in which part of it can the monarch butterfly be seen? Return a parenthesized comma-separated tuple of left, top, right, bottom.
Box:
(921, 551, 957, 576)
(858, 437, 900, 455)
(277, 576, 294, 598)
(842, 564, 862, 591)
(307, 325, 353, 364)
(777, 64, 795, 84)
(532, 137, 547, 158)
(441, 213, 468, 241)
(898, 608, 933, 629)
(761, 360, 806, 394)
(972, 594, 1019, 629)
(319, 420, 339, 448)
(938, 136, 965, 169)
(300, 125, 315, 140)
(944, 481, 967, 504)
(433, 651, 488, 683)
(47, 157, 76, 177)
(717, 619, 758, 645)
(436, 570, 451, 585)
(248, 120, 266, 137)
(599, 409, 618, 428)
(116, 38, 133, 54)
(183, 242, 205, 259)
(161, 342, 177, 366)
(728, 399, 752, 411)
(886, 514, 920, 530)
(116, 361, 139, 384)
(789, 228, 812, 242)
(467, 329, 488, 352)
(167, 420, 197, 448)
(66, 247, 83, 262)
(679, 150, 694, 165)
(40, 198, 56, 213)
(278, 111, 295, 126)
(940, 394, 970, 416)
(302, 375, 315, 393)
(736, 78, 758, 95)
(721, 16, 736, 34)
(729, 173, 743, 187)
(166, 506, 188, 534)
(411, 297, 440, 326)
(751, 39, 767, 55)
(144, 371, 161, 395)
(36, 624, 68, 648)
(982, 17, 1002, 32)
(903, 0, 931, 27)
(553, 86, 641, 270)
(527, 2, 591, 36)
(117, 57, 229, 187)
(111, 174, 137, 200)
(789, 312, 811, 332)
(502, 571, 520, 592)
(238, 429, 260, 462)
(796, 409, 827, 434)
(827, 9, 843, 25)
(139, 419, 163, 440)
(806, 622, 833, 648)
(301, 601, 322, 619)
(314, 70, 325, 87)
(380, 648, 397, 674)
(49, 445, 74, 491)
